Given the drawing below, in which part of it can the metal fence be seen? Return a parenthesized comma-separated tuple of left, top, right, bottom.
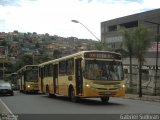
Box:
(124, 73, 160, 95)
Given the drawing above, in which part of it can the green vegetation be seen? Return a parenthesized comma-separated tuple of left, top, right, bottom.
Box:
(120, 26, 153, 97)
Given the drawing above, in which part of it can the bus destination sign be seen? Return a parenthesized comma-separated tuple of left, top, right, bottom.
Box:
(84, 52, 121, 60)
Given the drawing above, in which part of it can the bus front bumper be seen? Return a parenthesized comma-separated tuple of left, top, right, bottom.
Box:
(81, 86, 125, 98)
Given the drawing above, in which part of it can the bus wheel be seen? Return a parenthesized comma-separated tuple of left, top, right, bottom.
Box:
(46, 85, 52, 98)
(100, 97, 109, 103)
(70, 88, 78, 102)
(10, 91, 14, 96)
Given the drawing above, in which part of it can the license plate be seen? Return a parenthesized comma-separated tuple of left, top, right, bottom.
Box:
(104, 92, 111, 95)
(1, 90, 7, 93)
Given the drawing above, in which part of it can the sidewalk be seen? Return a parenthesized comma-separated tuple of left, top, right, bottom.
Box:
(124, 94, 160, 102)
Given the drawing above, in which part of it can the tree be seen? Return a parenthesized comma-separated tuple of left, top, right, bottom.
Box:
(94, 41, 103, 50)
(16, 54, 33, 69)
(120, 28, 135, 88)
(35, 42, 40, 48)
(132, 26, 152, 97)
(120, 26, 152, 97)
(53, 49, 61, 59)
(94, 41, 110, 51)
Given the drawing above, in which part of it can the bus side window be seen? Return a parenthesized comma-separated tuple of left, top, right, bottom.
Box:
(66, 59, 74, 75)
(44, 64, 53, 77)
(48, 64, 53, 77)
(59, 61, 66, 76)
(44, 65, 48, 77)
(39, 67, 44, 79)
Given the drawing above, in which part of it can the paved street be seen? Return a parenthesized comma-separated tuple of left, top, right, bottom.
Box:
(0, 91, 160, 120)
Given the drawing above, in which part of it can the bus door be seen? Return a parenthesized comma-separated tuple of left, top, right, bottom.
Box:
(40, 67, 44, 92)
(75, 58, 83, 95)
(20, 75, 23, 91)
(22, 73, 25, 91)
(22, 71, 28, 91)
(53, 64, 58, 94)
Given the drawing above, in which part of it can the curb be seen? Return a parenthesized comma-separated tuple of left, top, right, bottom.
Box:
(124, 94, 160, 102)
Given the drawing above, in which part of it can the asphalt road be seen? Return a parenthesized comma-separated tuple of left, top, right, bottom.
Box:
(0, 91, 160, 120)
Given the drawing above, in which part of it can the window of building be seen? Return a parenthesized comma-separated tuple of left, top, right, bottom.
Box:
(106, 43, 116, 49)
(105, 36, 123, 43)
(120, 21, 138, 28)
(108, 25, 117, 31)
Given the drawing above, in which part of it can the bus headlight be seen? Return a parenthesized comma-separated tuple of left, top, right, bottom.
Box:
(122, 84, 125, 88)
(119, 84, 125, 90)
(27, 85, 31, 88)
(85, 84, 90, 88)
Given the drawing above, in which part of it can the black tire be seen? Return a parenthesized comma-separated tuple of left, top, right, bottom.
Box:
(52, 94, 57, 98)
(70, 88, 78, 102)
(46, 85, 52, 98)
(10, 91, 14, 96)
(100, 97, 109, 103)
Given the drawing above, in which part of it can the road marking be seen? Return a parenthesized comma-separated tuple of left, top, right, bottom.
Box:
(0, 98, 18, 120)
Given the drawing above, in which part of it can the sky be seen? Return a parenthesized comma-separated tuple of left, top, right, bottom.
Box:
(0, 0, 160, 40)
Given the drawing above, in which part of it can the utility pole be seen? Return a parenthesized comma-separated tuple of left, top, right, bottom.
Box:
(71, 20, 104, 50)
(71, 20, 100, 41)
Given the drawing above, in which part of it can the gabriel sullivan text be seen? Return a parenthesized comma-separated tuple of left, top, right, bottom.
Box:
(120, 114, 160, 120)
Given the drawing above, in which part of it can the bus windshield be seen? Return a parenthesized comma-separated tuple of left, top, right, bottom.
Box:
(84, 60, 124, 81)
(25, 70, 38, 82)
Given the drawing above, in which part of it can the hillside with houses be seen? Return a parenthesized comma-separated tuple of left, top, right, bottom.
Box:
(0, 31, 98, 79)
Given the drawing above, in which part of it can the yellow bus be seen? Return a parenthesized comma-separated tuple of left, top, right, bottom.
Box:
(17, 65, 39, 93)
(38, 51, 125, 102)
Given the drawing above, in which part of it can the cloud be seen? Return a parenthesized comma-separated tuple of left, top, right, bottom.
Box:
(80, 0, 143, 4)
(0, 0, 38, 6)
(124, 0, 143, 3)
(0, 0, 20, 6)
(0, 0, 160, 40)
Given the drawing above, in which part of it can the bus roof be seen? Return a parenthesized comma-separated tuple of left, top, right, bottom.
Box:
(16, 65, 39, 73)
(38, 50, 121, 67)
